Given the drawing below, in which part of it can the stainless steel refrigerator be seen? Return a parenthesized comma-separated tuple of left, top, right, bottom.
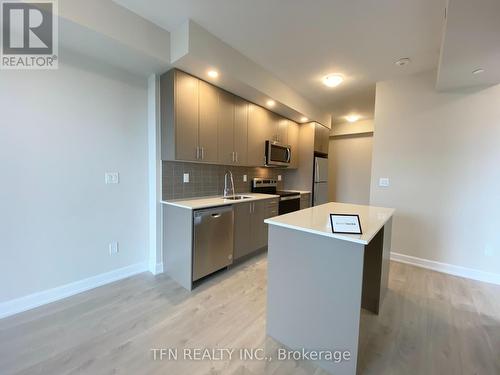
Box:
(313, 156, 329, 206)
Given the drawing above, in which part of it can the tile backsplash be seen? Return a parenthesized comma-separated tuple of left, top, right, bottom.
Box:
(162, 161, 285, 200)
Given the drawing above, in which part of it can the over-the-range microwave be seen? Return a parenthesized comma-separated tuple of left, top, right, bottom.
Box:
(265, 140, 291, 167)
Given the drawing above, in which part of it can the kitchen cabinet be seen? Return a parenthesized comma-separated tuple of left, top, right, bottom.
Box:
(162, 68, 302, 167)
(247, 104, 270, 166)
(233, 96, 248, 165)
(198, 80, 219, 163)
(287, 120, 299, 169)
(300, 193, 311, 209)
(234, 198, 278, 260)
(218, 90, 235, 165)
(277, 118, 289, 144)
(167, 70, 199, 161)
(161, 70, 219, 162)
(314, 123, 330, 155)
(218, 91, 248, 165)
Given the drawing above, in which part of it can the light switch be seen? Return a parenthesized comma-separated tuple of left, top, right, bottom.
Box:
(105, 172, 119, 184)
(277, 175, 282, 181)
(183, 173, 190, 183)
(379, 177, 390, 187)
(109, 241, 119, 255)
(243, 174, 247, 182)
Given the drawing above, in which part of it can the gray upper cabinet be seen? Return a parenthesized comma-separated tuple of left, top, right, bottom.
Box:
(218, 90, 235, 165)
(161, 69, 300, 167)
(233, 96, 248, 165)
(218, 91, 248, 165)
(247, 104, 269, 166)
(161, 70, 199, 161)
(314, 122, 330, 154)
(288, 120, 299, 169)
(277, 118, 289, 144)
(198, 80, 219, 163)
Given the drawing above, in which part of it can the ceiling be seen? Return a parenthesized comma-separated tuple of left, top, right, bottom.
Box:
(437, 0, 500, 90)
(114, 0, 446, 113)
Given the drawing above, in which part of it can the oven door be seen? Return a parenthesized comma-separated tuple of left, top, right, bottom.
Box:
(266, 141, 291, 167)
(279, 196, 300, 215)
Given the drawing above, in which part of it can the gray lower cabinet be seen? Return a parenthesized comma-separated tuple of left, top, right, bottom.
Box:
(234, 198, 279, 260)
(300, 193, 311, 209)
(233, 202, 252, 259)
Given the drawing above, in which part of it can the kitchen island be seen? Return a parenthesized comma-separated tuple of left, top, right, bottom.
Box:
(264, 202, 394, 375)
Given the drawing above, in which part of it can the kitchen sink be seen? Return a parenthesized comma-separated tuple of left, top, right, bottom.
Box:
(223, 195, 251, 200)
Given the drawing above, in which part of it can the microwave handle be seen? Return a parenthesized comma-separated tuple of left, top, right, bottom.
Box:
(286, 147, 291, 163)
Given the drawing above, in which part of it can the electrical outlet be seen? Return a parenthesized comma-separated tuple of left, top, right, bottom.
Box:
(379, 177, 390, 187)
(243, 174, 247, 182)
(105, 172, 119, 184)
(277, 175, 282, 181)
(109, 241, 119, 255)
(183, 173, 190, 183)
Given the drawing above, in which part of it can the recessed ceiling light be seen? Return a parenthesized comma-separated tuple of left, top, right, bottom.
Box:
(345, 114, 361, 123)
(266, 100, 276, 107)
(472, 68, 485, 75)
(207, 70, 219, 78)
(300, 116, 309, 122)
(395, 58, 411, 67)
(322, 74, 344, 88)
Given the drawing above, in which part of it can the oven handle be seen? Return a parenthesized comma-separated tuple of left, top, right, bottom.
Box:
(280, 195, 301, 201)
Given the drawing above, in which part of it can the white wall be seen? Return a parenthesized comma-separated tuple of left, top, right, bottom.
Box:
(371, 71, 500, 276)
(329, 133, 373, 205)
(0, 50, 149, 303)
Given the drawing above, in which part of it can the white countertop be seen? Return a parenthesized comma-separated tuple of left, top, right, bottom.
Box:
(265, 202, 394, 245)
(162, 193, 279, 210)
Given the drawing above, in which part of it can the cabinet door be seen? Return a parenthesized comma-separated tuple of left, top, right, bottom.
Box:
(268, 112, 280, 142)
(199, 80, 219, 163)
(288, 120, 299, 169)
(251, 200, 274, 250)
(314, 123, 330, 154)
(233, 97, 248, 165)
(277, 118, 288, 145)
(218, 90, 235, 165)
(247, 104, 268, 166)
(300, 193, 311, 209)
(175, 71, 199, 161)
(233, 202, 251, 259)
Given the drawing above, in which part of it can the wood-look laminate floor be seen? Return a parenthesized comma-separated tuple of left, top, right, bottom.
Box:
(1, 254, 499, 375)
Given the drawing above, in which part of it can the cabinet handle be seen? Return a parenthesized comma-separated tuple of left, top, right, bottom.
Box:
(201, 147, 205, 160)
(231, 152, 234, 163)
(235, 152, 238, 163)
(196, 147, 200, 160)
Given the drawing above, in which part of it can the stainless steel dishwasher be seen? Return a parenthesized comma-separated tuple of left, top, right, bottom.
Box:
(192, 205, 234, 281)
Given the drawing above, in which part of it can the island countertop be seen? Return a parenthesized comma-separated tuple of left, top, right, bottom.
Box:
(264, 202, 394, 245)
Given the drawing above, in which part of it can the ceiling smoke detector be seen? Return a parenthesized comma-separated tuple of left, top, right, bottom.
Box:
(395, 58, 411, 67)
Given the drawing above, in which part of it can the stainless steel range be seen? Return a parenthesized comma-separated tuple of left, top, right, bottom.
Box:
(251, 178, 301, 215)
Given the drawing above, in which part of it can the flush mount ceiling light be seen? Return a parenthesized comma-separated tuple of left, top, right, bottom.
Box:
(207, 70, 219, 78)
(300, 116, 309, 122)
(472, 68, 485, 75)
(266, 100, 276, 107)
(322, 74, 344, 88)
(345, 114, 361, 123)
(395, 58, 411, 67)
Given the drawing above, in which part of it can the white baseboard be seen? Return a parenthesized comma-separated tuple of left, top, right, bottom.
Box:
(391, 252, 500, 286)
(0, 261, 148, 320)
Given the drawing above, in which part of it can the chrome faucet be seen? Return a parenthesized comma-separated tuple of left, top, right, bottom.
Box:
(223, 170, 236, 199)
